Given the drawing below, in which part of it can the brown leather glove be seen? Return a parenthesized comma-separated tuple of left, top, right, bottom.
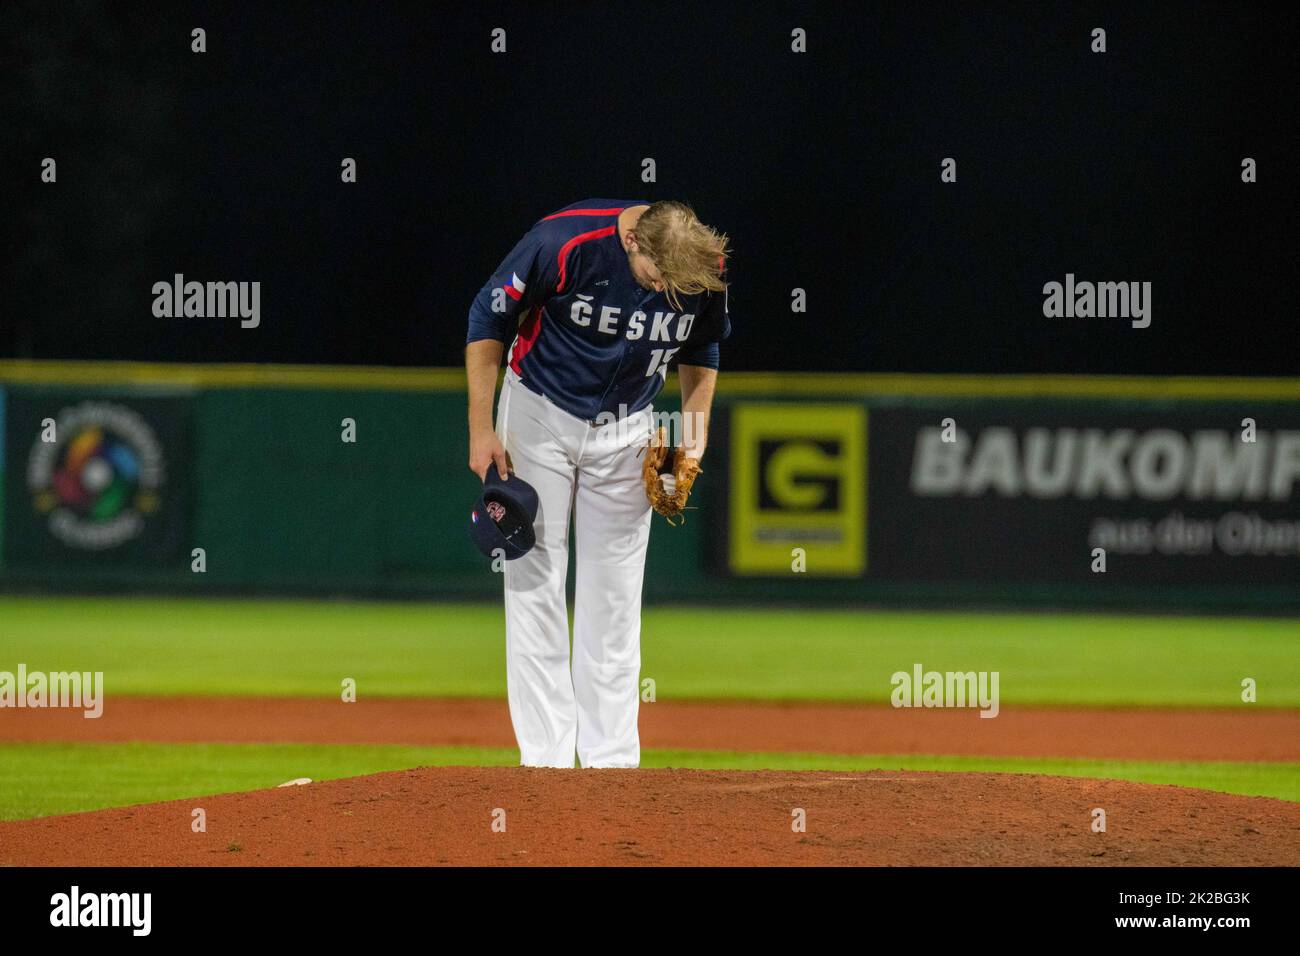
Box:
(643, 426, 702, 525)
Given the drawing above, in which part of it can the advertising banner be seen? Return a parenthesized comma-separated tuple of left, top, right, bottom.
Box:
(725, 402, 866, 576)
(3, 390, 191, 568)
(719, 398, 1300, 589)
(868, 404, 1300, 586)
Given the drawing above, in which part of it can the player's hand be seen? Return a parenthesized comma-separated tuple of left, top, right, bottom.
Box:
(469, 428, 511, 481)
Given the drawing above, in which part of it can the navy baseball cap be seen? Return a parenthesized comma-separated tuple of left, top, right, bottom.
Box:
(468, 470, 540, 560)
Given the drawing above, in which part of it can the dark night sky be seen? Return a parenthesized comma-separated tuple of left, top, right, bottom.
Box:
(5, 1, 1297, 374)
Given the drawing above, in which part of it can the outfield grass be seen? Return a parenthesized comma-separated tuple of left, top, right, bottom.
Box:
(0, 741, 1295, 820)
(0, 597, 1297, 706)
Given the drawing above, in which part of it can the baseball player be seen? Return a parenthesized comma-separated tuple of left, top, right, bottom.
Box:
(465, 199, 730, 768)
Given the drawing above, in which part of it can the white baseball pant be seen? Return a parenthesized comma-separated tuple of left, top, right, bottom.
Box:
(495, 368, 654, 768)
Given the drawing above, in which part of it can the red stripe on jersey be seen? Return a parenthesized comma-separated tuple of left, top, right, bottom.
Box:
(555, 225, 616, 292)
(503, 283, 522, 301)
(542, 207, 625, 220)
(509, 307, 543, 374)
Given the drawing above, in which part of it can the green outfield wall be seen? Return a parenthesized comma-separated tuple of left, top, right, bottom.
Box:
(2, 361, 1298, 609)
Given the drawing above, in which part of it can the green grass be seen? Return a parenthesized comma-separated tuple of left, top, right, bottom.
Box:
(0, 596, 1297, 706)
(0, 741, 1296, 820)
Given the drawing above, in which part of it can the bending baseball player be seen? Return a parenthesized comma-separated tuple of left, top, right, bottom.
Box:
(465, 199, 730, 768)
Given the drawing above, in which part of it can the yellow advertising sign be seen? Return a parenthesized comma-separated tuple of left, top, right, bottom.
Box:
(728, 403, 866, 576)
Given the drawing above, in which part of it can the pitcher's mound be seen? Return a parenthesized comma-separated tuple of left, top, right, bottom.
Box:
(2, 767, 1297, 866)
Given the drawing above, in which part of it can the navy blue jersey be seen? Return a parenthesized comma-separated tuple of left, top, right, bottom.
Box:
(467, 198, 730, 421)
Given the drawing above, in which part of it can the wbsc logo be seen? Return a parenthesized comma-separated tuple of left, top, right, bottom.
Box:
(26, 402, 167, 551)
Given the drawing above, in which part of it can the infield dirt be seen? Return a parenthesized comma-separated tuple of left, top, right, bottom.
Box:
(2, 766, 1298, 866)
(5, 697, 1297, 866)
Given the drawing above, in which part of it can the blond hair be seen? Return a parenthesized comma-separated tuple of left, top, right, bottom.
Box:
(632, 200, 729, 310)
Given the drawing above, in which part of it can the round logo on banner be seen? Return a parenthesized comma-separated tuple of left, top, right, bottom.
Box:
(26, 401, 166, 550)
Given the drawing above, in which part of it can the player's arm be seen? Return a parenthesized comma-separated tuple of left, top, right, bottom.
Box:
(678, 362, 717, 461)
(464, 221, 561, 479)
(675, 279, 728, 460)
(466, 340, 508, 480)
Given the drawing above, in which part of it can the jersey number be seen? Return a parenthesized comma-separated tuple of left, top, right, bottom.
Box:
(646, 348, 679, 379)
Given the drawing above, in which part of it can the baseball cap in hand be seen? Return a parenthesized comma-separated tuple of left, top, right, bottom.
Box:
(468, 470, 540, 560)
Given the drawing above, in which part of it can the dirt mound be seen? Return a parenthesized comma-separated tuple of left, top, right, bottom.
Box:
(4, 695, 1298, 761)
(2, 767, 1297, 866)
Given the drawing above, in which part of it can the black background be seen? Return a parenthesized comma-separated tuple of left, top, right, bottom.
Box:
(4, 1, 1296, 374)
(0, 866, 1284, 943)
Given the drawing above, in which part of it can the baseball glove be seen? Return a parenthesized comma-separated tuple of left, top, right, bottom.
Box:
(643, 426, 702, 524)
